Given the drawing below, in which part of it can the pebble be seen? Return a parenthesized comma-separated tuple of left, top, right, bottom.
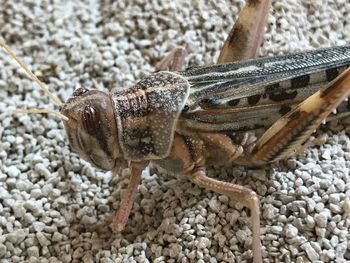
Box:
(52, 232, 64, 242)
(342, 198, 350, 214)
(315, 212, 328, 228)
(13, 204, 26, 218)
(301, 242, 319, 261)
(0, 244, 7, 257)
(208, 199, 220, 213)
(33, 222, 46, 232)
(27, 246, 40, 258)
(36, 232, 50, 247)
(285, 224, 298, 238)
(196, 237, 211, 249)
(30, 189, 43, 199)
(335, 242, 347, 258)
(263, 204, 279, 220)
(270, 225, 283, 235)
(6, 229, 26, 244)
(6, 166, 21, 178)
(168, 243, 182, 258)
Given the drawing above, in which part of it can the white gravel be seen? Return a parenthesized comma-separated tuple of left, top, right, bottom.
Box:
(1, 0, 350, 262)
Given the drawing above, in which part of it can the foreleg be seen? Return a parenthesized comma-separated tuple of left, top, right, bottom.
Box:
(110, 162, 148, 232)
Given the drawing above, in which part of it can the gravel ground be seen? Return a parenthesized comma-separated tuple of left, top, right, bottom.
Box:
(1, 0, 350, 262)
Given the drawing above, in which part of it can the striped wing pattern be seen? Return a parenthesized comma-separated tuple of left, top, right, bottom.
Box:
(179, 46, 350, 133)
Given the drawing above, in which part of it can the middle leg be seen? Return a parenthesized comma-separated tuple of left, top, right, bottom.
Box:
(154, 134, 263, 263)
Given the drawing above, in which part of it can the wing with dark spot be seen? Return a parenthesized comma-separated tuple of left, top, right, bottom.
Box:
(178, 46, 350, 133)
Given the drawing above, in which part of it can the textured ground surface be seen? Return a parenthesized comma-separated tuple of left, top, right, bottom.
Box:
(1, 0, 350, 262)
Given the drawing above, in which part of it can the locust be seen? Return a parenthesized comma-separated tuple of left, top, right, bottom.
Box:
(1, 1, 350, 262)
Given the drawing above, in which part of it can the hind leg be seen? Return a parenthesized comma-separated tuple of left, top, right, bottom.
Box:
(217, 0, 272, 63)
(243, 68, 350, 165)
(157, 1, 272, 70)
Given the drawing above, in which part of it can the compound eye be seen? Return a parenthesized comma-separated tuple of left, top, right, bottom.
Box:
(73, 88, 89, 97)
(82, 105, 99, 135)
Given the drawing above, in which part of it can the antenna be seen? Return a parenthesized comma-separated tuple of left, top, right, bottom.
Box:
(13, 109, 69, 121)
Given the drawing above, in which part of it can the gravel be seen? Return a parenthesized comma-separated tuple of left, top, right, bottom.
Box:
(1, 0, 350, 262)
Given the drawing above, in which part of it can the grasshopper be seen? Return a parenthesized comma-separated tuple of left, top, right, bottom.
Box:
(1, 1, 350, 262)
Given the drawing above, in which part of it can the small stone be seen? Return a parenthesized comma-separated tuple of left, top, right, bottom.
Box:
(295, 177, 303, 187)
(315, 202, 325, 213)
(334, 179, 345, 192)
(24, 200, 43, 215)
(270, 226, 283, 235)
(0, 244, 7, 257)
(319, 179, 332, 189)
(41, 184, 53, 196)
(296, 256, 304, 263)
(188, 250, 196, 259)
(342, 198, 350, 214)
(6, 229, 26, 244)
(263, 204, 279, 220)
(216, 233, 227, 247)
(13, 204, 26, 218)
(197, 237, 211, 249)
(301, 242, 319, 261)
(23, 213, 35, 224)
(310, 241, 321, 254)
(44, 225, 57, 233)
(194, 214, 205, 224)
(330, 235, 339, 247)
(206, 213, 216, 226)
(27, 246, 39, 257)
(335, 242, 347, 258)
(36, 232, 50, 246)
(285, 224, 298, 238)
(6, 178, 16, 187)
(325, 249, 336, 260)
(208, 199, 220, 213)
(168, 243, 182, 258)
(315, 212, 328, 228)
(52, 232, 63, 242)
(305, 198, 316, 212)
(73, 247, 84, 259)
(30, 189, 43, 199)
(33, 221, 46, 232)
(329, 203, 341, 213)
(321, 149, 331, 160)
(315, 227, 326, 238)
(34, 163, 51, 179)
(236, 230, 248, 244)
(50, 188, 61, 198)
(82, 253, 94, 263)
(297, 185, 309, 195)
(7, 166, 21, 178)
(329, 193, 340, 204)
